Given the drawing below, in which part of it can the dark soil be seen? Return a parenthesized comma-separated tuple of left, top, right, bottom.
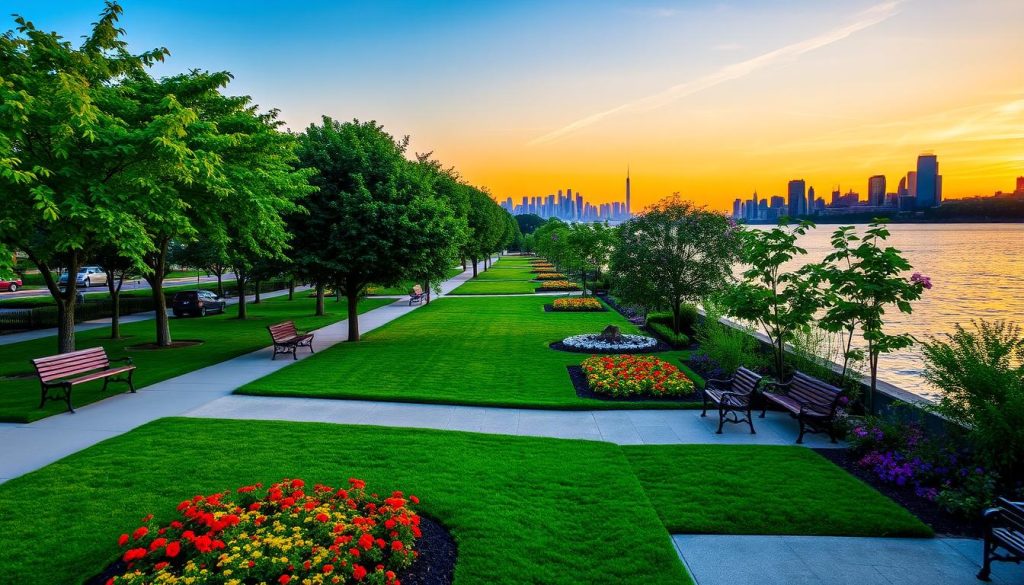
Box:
(86, 515, 456, 585)
(126, 340, 204, 350)
(813, 448, 980, 538)
(567, 365, 699, 403)
(543, 304, 607, 313)
(549, 339, 673, 355)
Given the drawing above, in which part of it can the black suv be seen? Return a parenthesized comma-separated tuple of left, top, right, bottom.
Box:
(172, 290, 227, 317)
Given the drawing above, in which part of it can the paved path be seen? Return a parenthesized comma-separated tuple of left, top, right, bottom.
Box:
(0, 286, 306, 346)
(672, 534, 1024, 585)
(0, 263, 487, 483)
(182, 395, 843, 448)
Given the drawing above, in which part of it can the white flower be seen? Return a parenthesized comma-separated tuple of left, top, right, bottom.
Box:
(561, 333, 658, 351)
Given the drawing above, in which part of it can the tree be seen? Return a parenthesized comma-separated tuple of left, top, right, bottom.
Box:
(294, 118, 462, 341)
(723, 220, 821, 379)
(515, 214, 546, 236)
(817, 222, 928, 410)
(95, 245, 138, 339)
(171, 240, 230, 297)
(0, 4, 189, 352)
(610, 197, 738, 334)
(463, 190, 505, 276)
(566, 223, 616, 297)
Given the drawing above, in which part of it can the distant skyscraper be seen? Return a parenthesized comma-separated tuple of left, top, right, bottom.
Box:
(807, 186, 816, 214)
(770, 195, 785, 209)
(732, 198, 742, 218)
(907, 171, 918, 198)
(787, 179, 806, 217)
(897, 177, 907, 197)
(916, 154, 939, 208)
(625, 167, 631, 217)
(868, 175, 886, 207)
(1017, 176, 1024, 194)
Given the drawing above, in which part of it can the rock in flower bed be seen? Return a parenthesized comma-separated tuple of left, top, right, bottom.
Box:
(547, 297, 605, 312)
(580, 354, 695, 398)
(534, 273, 567, 280)
(536, 280, 581, 292)
(102, 478, 422, 585)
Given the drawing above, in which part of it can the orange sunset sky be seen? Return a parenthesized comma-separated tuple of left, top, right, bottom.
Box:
(24, 0, 1024, 212)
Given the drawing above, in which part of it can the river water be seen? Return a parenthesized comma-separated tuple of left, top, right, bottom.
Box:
(768, 223, 1024, 400)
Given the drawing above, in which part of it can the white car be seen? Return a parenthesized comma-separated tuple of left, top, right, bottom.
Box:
(58, 266, 108, 288)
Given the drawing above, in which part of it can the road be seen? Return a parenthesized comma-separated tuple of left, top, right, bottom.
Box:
(0, 273, 237, 303)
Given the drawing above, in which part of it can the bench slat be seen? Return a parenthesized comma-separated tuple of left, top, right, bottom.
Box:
(64, 365, 135, 386)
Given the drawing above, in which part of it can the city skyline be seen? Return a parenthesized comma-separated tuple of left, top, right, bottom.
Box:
(499, 170, 633, 222)
(14, 1, 1024, 212)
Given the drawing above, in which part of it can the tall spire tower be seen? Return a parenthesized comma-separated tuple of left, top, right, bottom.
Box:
(625, 165, 631, 217)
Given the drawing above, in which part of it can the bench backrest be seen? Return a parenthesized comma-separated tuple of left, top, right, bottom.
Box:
(32, 347, 111, 383)
(997, 498, 1024, 532)
(788, 372, 843, 409)
(411, 284, 424, 296)
(733, 367, 763, 393)
(268, 321, 299, 342)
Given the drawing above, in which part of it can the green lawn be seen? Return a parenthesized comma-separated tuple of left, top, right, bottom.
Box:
(239, 295, 702, 409)
(447, 278, 540, 295)
(624, 444, 933, 537)
(471, 266, 538, 281)
(0, 296, 393, 422)
(0, 418, 690, 585)
(367, 267, 464, 296)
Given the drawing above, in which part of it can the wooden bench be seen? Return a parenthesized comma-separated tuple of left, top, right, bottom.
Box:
(979, 498, 1024, 581)
(409, 284, 427, 306)
(760, 371, 844, 443)
(268, 321, 314, 360)
(31, 347, 135, 414)
(702, 367, 762, 434)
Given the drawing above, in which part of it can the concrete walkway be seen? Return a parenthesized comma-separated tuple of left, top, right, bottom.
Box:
(672, 534, 1024, 585)
(0, 262, 487, 483)
(182, 395, 844, 448)
(0, 286, 306, 346)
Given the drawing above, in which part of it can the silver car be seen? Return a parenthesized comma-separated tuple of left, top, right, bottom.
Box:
(58, 266, 108, 288)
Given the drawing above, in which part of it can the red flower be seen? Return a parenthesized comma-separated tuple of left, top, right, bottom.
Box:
(391, 540, 404, 551)
(117, 533, 130, 547)
(279, 576, 291, 584)
(165, 541, 181, 558)
(349, 478, 366, 490)
(123, 548, 147, 562)
(323, 564, 335, 574)
(358, 533, 375, 550)
(132, 526, 149, 540)
(352, 565, 367, 581)
(316, 513, 330, 523)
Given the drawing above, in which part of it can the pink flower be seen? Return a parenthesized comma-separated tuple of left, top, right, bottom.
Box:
(910, 272, 932, 289)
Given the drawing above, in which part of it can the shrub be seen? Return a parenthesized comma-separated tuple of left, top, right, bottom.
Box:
(109, 478, 420, 585)
(648, 306, 698, 335)
(535, 273, 567, 280)
(552, 297, 603, 311)
(695, 309, 767, 376)
(581, 354, 695, 397)
(924, 319, 1024, 484)
(646, 321, 689, 346)
(537, 280, 580, 291)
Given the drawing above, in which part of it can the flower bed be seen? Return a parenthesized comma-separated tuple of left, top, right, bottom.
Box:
(559, 333, 658, 352)
(534, 273, 567, 280)
(550, 297, 604, 312)
(531, 263, 554, 269)
(105, 478, 421, 585)
(532, 268, 558, 274)
(536, 280, 580, 292)
(581, 355, 695, 398)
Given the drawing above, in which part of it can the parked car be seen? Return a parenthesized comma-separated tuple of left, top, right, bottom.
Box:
(58, 266, 107, 288)
(0, 277, 22, 292)
(172, 290, 227, 317)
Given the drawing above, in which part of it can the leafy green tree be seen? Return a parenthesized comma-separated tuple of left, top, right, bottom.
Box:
(94, 245, 138, 339)
(0, 4, 192, 352)
(611, 197, 738, 334)
(464, 190, 505, 276)
(515, 214, 546, 236)
(566, 223, 616, 296)
(294, 118, 462, 341)
(817, 222, 928, 409)
(724, 220, 821, 379)
(171, 240, 230, 297)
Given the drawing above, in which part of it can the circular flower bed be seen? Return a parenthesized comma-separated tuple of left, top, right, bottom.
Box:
(536, 280, 580, 292)
(534, 273, 566, 280)
(105, 478, 421, 585)
(550, 297, 604, 312)
(560, 333, 658, 352)
(581, 354, 695, 397)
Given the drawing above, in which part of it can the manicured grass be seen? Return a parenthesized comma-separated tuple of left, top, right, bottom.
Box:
(0, 418, 690, 584)
(471, 266, 538, 281)
(367, 267, 464, 296)
(447, 278, 540, 295)
(239, 295, 702, 409)
(0, 296, 393, 422)
(624, 445, 933, 537)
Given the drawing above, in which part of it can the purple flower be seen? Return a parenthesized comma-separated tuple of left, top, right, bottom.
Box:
(910, 272, 933, 289)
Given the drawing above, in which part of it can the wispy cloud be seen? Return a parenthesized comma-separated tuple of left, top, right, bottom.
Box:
(529, 1, 903, 146)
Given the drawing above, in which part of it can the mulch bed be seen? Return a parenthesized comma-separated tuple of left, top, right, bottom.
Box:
(567, 365, 699, 403)
(543, 304, 607, 313)
(126, 340, 204, 350)
(535, 288, 582, 293)
(549, 340, 673, 354)
(813, 448, 980, 538)
(86, 516, 456, 585)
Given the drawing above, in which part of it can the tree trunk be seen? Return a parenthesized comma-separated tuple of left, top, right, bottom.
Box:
(315, 283, 325, 316)
(216, 271, 224, 297)
(671, 302, 682, 335)
(145, 239, 172, 347)
(236, 272, 248, 320)
(425, 280, 431, 305)
(29, 251, 80, 353)
(56, 296, 76, 353)
(288, 279, 295, 301)
(107, 272, 124, 339)
(462, 258, 467, 270)
(254, 279, 262, 304)
(581, 272, 588, 298)
(472, 257, 479, 277)
(346, 291, 360, 342)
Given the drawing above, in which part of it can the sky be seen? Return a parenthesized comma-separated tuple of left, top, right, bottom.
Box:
(10, 0, 1024, 211)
